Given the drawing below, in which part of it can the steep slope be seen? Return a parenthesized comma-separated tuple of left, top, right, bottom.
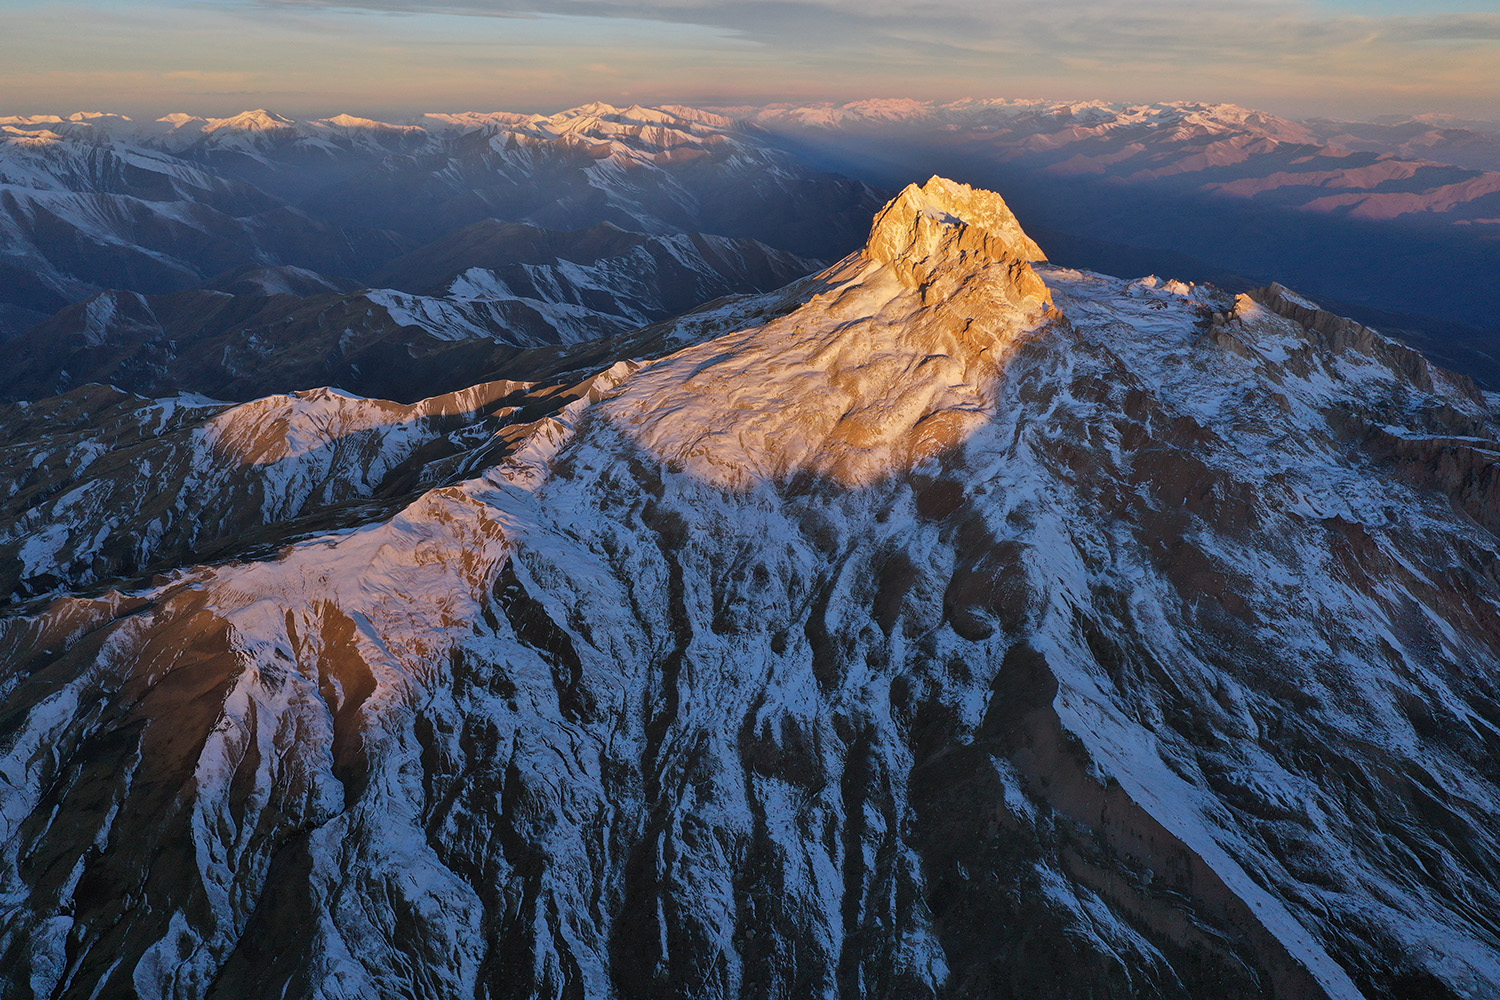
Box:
(2, 178, 1499, 1000)
(0, 224, 820, 403)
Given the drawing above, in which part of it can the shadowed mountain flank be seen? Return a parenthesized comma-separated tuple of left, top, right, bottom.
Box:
(0, 225, 822, 404)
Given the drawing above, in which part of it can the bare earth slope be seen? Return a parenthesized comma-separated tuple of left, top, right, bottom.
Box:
(2, 179, 1499, 1000)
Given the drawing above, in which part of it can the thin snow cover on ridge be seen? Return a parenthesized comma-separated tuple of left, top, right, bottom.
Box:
(420, 110, 536, 131)
(314, 113, 424, 132)
(0, 126, 64, 148)
(734, 97, 1321, 145)
(601, 177, 1056, 488)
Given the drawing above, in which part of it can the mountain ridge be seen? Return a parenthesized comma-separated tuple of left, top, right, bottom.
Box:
(0, 102, 884, 345)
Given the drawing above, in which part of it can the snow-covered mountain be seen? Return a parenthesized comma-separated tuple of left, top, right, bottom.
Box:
(734, 98, 1495, 196)
(2, 177, 1497, 1000)
(0, 104, 882, 346)
(1, 104, 882, 250)
(310, 102, 883, 257)
(0, 224, 821, 403)
(733, 98, 1500, 229)
(1301, 114, 1500, 174)
(143, 110, 444, 200)
(0, 118, 406, 337)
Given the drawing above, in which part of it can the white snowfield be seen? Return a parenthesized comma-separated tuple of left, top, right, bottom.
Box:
(1, 178, 1499, 1000)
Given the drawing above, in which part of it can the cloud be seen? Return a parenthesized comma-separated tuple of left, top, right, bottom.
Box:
(236, 0, 1500, 81)
(3, 0, 1495, 118)
(162, 70, 262, 84)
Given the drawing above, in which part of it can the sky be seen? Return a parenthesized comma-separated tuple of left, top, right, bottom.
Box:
(2, 0, 1498, 121)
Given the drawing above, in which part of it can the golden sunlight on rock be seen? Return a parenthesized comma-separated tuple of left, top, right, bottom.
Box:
(600, 178, 1060, 489)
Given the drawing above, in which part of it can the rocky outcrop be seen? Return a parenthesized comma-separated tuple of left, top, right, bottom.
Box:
(1249, 282, 1481, 398)
(604, 177, 1056, 488)
(867, 176, 1048, 268)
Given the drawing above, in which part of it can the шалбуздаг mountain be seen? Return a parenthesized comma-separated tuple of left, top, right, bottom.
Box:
(2, 177, 1500, 999)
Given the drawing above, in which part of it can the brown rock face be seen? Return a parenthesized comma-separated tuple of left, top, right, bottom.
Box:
(867, 176, 1049, 271)
(866, 176, 1054, 335)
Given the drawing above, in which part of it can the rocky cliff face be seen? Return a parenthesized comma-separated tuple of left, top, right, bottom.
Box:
(2, 179, 1499, 1000)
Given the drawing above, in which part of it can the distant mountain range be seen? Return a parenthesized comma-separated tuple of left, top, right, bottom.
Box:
(3, 99, 1495, 393)
(0, 103, 883, 399)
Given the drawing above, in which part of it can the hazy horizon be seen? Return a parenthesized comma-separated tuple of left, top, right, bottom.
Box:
(3, 1, 1498, 124)
(6, 98, 1500, 130)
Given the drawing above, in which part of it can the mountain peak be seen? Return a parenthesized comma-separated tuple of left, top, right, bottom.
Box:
(865, 176, 1052, 314)
(67, 111, 130, 122)
(317, 112, 418, 132)
(205, 109, 295, 133)
(320, 113, 382, 128)
(868, 175, 1048, 275)
(603, 178, 1058, 488)
(563, 101, 622, 119)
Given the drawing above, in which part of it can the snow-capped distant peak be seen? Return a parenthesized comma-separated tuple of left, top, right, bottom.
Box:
(838, 97, 936, 120)
(0, 114, 66, 126)
(565, 101, 624, 119)
(420, 110, 536, 131)
(316, 113, 422, 132)
(203, 109, 295, 133)
(0, 126, 64, 146)
(655, 105, 736, 129)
